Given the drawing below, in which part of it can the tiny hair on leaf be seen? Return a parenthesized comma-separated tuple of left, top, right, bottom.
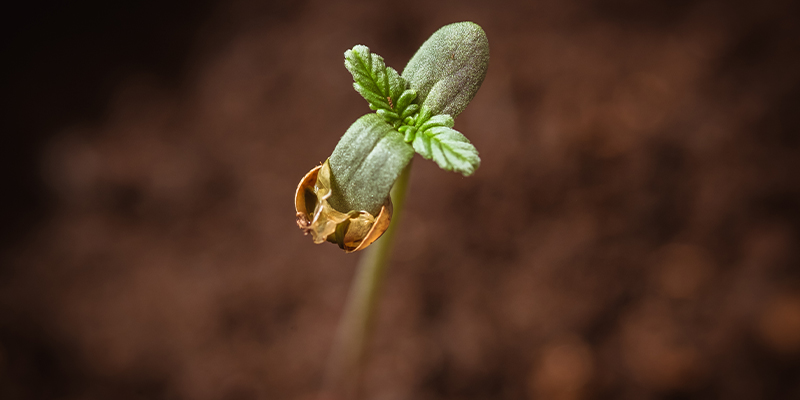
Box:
(344, 45, 415, 125)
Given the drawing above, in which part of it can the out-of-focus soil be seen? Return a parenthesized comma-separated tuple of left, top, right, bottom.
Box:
(2, 0, 800, 399)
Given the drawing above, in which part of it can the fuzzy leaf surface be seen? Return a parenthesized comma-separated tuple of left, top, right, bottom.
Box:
(412, 122, 480, 176)
(402, 22, 489, 118)
(328, 113, 414, 215)
(345, 45, 417, 125)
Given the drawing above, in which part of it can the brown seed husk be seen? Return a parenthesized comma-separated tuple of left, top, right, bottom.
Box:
(295, 160, 392, 252)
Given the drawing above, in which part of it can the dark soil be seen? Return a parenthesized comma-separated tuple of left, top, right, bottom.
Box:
(2, 1, 799, 399)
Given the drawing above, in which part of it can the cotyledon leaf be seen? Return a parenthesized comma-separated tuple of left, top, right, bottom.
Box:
(328, 113, 415, 215)
(402, 21, 489, 118)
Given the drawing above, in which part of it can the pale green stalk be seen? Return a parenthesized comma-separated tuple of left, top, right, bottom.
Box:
(320, 161, 413, 400)
(314, 21, 489, 400)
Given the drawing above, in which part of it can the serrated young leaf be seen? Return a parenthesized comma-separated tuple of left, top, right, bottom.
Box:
(432, 128, 481, 175)
(386, 68, 405, 101)
(345, 47, 380, 91)
(376, 109, 400, 122)
(400, 126, 417, 143)
(344, 45, 408, 123)
(397, 105, 437, 143)
(414, 125, 480, 176)
(353, 83, 390, 109)
(396, 90, 417, 112)
(400, 104, 419, 120)
(412, 130, 432, 158)
(414, 106, 434, 128)
(419, 114, 454, 131)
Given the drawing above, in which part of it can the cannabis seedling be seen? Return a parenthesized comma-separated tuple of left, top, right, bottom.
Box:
(296, 21, 489, 252)
(294, 22, 489, 399)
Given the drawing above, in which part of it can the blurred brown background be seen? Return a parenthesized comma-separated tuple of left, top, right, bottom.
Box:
(2, 0, 799, 399)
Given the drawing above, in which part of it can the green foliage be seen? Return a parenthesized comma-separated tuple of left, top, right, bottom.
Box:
(398, 107, 480, 176)
(330, 22, 488, 212)
(329, 114, 414, 215)
(344, 45, 419, 126)
(402, 22, 490, 118)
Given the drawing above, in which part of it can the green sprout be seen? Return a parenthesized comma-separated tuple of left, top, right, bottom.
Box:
(294, 21, 489, 400)
(296, 21, 489, 251)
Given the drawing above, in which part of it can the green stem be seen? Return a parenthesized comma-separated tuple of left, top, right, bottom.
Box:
(320, 160, 413, 400)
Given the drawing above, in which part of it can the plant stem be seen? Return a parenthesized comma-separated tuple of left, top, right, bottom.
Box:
(319, 160, 413, 400)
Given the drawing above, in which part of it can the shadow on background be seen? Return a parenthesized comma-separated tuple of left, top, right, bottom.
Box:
(2, 0, 799, 399)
